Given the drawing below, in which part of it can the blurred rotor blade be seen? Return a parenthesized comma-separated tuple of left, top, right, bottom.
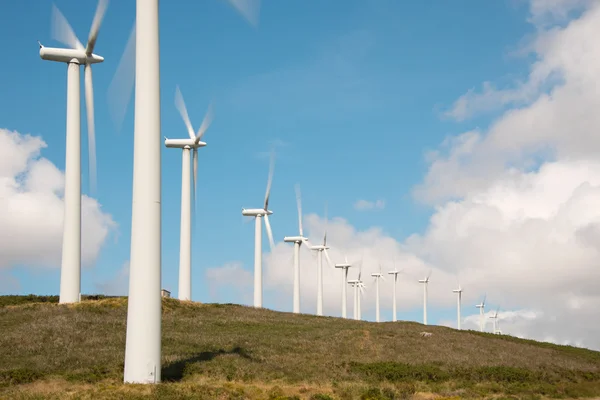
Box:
(107, 23, 136, 133)
(323, 249, 333, 269)
(225, 0, 261, 27)
(51, 3, 84, 50)
(174, 85, 195, 140)
(264, 214, 275, 251)
(195, 102, 214, 143)
(295, 184, 303, 236)
(84, 64, 97, 194)
(86, 0, 109, 55)
(263, 149, 275, 210)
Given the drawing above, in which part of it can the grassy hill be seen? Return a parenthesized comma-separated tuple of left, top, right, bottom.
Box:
(1, 296, 600, 399)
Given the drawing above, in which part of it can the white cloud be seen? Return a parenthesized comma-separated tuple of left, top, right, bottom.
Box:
(418, 1, 600, 204)
(95, 261, 129, 296)
(0, 128, 116, 269)
(354, 199, 385, 211)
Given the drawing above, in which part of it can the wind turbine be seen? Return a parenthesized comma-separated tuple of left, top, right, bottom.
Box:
(418, 271, 431, 325)
(388, 261, 402, 322)
(242, 151, 276, 308)
(475, 294, 486, 332)
(351, 262, 366, 320)
(357, 276, 366, 320)
(284, 184, 311, 314)
(371, 264, 386, 322)
(38, 0, 108, 304)
(452, 283, 463, 330)
(309, 205, 333, 316)
(489, 307, 501, 334)
(111, 0, 262, 385)
(165, 86, 213, 301)
(334, 257, 352, 318)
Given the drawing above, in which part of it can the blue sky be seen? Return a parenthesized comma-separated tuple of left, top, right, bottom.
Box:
(1, 1, 538, 325)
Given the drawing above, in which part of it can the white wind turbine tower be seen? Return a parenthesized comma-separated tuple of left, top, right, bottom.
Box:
(418, 271, 431, 325)
(489, 307, 501, 334)
(38, 0, 108, 304)
(309, 206, 333, 316)
(242, 152, 276, 308)
(165, 86, 213, 301)
(452, 283, 463, 330)
(347, 279, 359, 320)
(284, 184, 312, 314)
(388, 261, 402, 322)
(475, 294, 487, 332)
(108, 0, 262, 385)
(371, 264, 386, 322)
(334, 257, 352, 318)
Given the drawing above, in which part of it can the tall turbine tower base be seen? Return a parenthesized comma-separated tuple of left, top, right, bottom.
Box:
(254, 215, 263, 308)
(59, 61, 82, 304)
(178, 146, 191, 301)
(123, 0, 162, 384)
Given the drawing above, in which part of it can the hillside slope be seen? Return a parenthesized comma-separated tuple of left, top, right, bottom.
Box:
(1, 296, 599, 399)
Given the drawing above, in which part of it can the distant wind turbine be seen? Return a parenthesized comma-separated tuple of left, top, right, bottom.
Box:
(388, 260, 402, 322)
(452, 282, 463, 330)
(334, 257, 352, 319)
(242, 151, 276, 308)
(371, 264, 386, 322)
(489, 307, 501, 334)
(418, 270, 431, 325)
(165, 85, 213, 301)
(284, 184, 312, 314)
(309, 205, 333, 316)
(475, 294, 487, 332)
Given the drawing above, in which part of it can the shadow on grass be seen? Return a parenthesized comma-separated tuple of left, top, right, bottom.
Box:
(162, 346, 253, 382)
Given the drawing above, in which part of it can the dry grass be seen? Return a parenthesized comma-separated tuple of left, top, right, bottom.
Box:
(1, 296, 600, 399)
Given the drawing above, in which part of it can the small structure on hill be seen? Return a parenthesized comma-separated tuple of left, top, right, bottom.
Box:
(161, 289, 171, 298)
(420, 331, 433, 337)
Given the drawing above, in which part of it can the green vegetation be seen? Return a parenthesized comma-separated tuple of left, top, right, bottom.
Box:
(1, 295, 599, 399)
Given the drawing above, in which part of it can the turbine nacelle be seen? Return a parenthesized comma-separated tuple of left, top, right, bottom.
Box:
(388, 270, 400, 275)
(334, 263, 352, 269)
(371, 273, 383, 278)
(310, 244, 329, 251)
(164, 138, 207, 148)
(453, 288, 463, 293)
(242, 208, 273, 217)
(283, 235, 306, 243)
(418, 279, 429, 284)
(39, 45, 104, 64)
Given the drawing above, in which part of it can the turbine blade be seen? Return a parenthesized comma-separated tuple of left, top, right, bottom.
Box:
(195, 102, 214, 143)
(107, 23, 135, 133)
(174, 85, 195, 140)
(51, 3, 84, 50)
(263, 149, 275, 210)
(295, 183, 303, 237)
(323, 249, 333, 269)
(323, 201, 328, 246)
(84, 64, 97, 194)
(86, 0, 109, 55)
(264, 214, 275, 251)
(225, 0, 261, 27)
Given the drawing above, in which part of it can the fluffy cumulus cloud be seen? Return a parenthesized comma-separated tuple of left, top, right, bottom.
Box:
(0, 129, 115, 270)
(207, 0, 600, 351)
(353, 199, 385, 211)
